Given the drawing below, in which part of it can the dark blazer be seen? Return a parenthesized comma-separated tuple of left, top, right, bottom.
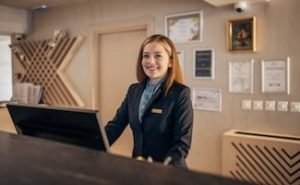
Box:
(105, 80, 193, 167)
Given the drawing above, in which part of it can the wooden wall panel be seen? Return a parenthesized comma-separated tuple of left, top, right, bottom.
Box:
(11, 36, 85, 107)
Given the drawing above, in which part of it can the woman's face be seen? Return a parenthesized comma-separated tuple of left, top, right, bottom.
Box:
(142, 42, 172, 84)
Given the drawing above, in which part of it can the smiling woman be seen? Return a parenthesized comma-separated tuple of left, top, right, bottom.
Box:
(0, 35, 12, 102)
(105, 34, 193, 168)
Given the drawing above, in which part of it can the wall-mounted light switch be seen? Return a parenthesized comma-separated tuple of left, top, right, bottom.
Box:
(290, 102, 300, 112)
(242, 100, 251, 110)
(277, 101, 288, 111)
(265, 101, 276, 111)
(253, 100, 263, 110)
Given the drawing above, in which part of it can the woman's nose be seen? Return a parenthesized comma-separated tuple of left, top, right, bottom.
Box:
(147, 56, 156, 63)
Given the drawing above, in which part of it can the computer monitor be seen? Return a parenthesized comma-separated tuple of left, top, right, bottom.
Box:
(6, 103, 109, 151)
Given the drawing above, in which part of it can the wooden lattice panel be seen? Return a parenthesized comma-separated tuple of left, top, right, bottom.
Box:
(223, 130, 300, 185)
(11, 37, 85, 107)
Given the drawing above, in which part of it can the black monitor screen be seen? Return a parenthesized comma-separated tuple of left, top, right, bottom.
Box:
(6, 103, 109, 151)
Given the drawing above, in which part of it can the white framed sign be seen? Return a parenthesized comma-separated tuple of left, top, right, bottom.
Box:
(192, 88, 222, 112)
(165, 11, 203, 44)
(229, 60, 254, 93)
(262, 57, 290, 94)
(193, 48, 215, 79)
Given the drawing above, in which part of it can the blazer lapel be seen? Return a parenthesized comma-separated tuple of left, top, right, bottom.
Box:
(142, 87, 162, 119)
(134, 82, 146, 124)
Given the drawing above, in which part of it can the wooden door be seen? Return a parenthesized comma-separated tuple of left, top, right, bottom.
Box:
(98, 29, 146, 157)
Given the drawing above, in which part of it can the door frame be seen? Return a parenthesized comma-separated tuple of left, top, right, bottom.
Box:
(90, 18, 153, 109)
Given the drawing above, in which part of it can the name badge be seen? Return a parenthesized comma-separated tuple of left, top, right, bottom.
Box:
(151, 108, 163, 114)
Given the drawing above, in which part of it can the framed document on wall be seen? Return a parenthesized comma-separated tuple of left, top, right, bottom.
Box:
(193, 48, 214, 79)
(192, 88, 222, 112)
(261, 57, 290, 94)
(229, 60, 254, 93)
(165, 11, 203, 44)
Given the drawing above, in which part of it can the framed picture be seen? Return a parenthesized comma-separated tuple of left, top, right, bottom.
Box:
(193, 48, 214, 79)
(227, 17, 256, 52)
(229, 60, 254, 93)
(165, 11, 203, 44)
(262, 57, 290, 94)
(192, 88, 222, 112)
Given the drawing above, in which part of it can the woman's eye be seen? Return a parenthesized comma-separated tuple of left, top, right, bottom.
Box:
(143, 54, 149, 59)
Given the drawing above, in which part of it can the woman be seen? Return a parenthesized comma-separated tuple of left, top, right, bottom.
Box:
(105, 34, 193, 168)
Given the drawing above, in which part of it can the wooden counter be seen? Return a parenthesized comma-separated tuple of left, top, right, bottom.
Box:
(0, 131, 253, 185)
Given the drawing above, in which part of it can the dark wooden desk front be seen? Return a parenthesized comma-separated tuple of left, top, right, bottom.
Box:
(0, 131, 252, 185)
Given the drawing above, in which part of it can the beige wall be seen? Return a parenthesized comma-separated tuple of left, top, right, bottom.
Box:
(16, 0, 300, 175)
(0, 5, 30, 34)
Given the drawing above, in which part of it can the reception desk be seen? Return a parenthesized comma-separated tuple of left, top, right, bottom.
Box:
(0, 131, 252, 185)
(0, 107, 16, 133)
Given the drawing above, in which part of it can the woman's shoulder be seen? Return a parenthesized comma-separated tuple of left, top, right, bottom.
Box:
(171, 81, 190, 92)
(168, 82, 191, 97)
(128, 82, 144, 91)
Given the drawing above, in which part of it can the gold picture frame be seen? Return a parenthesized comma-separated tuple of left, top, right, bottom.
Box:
(227, 17, 256, 52)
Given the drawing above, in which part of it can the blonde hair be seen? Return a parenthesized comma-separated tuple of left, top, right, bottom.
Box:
(136, 34, 184, 95)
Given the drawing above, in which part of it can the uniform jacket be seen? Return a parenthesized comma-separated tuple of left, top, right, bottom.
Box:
(105, 80, 193, 167)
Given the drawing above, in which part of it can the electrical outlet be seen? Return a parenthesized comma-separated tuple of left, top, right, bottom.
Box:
(253, 100, 263, 110)
(290, 102, 300, 112)
(265, 101, 276, 111)
(277, 101, 288, 111)
(242, 100, 251, 110)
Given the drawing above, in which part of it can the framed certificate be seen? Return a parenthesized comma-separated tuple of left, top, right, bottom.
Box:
(165, 11, 203, 44)
(192, 88, 222, 112)
(261, 57, 290, 94)
(193, 48, 215, 79)
(229, 60, 254, 93)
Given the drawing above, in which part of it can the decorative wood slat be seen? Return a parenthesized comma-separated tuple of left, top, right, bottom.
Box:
(55, 38, 74, 68)
(11, 36, 85, 107)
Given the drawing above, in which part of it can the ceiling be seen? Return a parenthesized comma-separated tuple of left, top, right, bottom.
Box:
(204, 0, 269, 6)
(0, 0, 269, 10)
(0, 0, 90, 10)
